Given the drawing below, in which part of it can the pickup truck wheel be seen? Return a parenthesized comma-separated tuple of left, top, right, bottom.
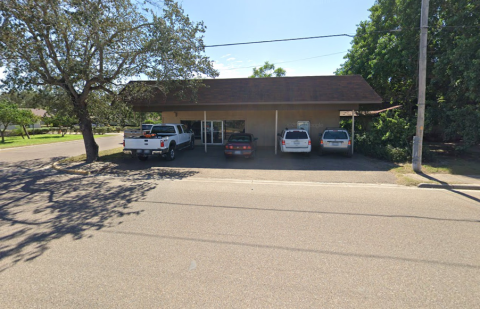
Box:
(166, 147, 175, 161)
(138, 155, 149, 161)
(189, 138, 195, 150)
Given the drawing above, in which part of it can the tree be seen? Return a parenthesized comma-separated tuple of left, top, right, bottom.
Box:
(336, 0, 480, 149)
(249, 61, 286, 78)
(0, 99, 20, 142)
(0, 0, 218, 162)
(16, 109, 38, 139)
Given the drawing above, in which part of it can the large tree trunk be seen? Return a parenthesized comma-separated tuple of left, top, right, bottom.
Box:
(76, 104, 99, 163)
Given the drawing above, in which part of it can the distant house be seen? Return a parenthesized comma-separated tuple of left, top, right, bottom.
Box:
(3, 108, 47, 130)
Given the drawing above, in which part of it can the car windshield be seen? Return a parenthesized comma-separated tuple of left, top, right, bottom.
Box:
(323, 131, 348, 139)
(142, 124, 153, 131)
(151, 126, 176, 134)
(229, 135, 251, 142)
(285, 131, 308, 139)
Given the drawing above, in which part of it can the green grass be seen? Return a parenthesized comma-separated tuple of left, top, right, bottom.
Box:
(59, 147, 124, 164)
(0, 134, 111, 149)
(391, 158, 480, 176)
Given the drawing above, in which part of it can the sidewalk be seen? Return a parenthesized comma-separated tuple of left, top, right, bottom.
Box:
(51, 149, 480, 190)
(403, 173, 480, 190)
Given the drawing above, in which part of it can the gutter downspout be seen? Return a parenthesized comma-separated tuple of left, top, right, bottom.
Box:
(352, 110, 355, 156)
(204, 111, 207, 153)
(275, 110, 278, 155)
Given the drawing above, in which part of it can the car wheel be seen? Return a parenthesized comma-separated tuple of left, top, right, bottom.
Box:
(189, 138, 195, 150)
(166, 147, 175, 161)
(138, 155, 149, 161)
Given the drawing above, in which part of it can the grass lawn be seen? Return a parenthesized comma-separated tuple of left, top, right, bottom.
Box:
(390, 156, 480, 186)
(59, 147, 124, 163)
(0, 134, 111, 149)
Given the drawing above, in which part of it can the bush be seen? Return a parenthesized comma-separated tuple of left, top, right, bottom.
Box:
(30, 128, 51, 134)
(354, 110, 416, 162)
(93, 127, 107, 135)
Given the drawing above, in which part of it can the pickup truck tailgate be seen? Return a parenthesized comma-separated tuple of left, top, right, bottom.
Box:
(124, 138, 162, 149)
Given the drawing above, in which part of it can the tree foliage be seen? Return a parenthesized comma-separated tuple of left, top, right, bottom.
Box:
(0, 0, 218, 162)
(249, 61, 286, 78)
(0, 99, 37, 142)
(336, 0, 480, 148)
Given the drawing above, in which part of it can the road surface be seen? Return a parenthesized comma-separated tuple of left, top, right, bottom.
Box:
(1, 165, 479, 308)
(0, 134, 124, 163)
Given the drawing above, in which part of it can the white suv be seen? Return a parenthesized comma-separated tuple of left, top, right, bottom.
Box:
(319, 128, 352, 157)
(277, 129, 312, 155)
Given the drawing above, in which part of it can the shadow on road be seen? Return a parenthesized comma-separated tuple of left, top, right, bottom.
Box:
(0, 158, 159, 272)
(416, 172, 480, 204)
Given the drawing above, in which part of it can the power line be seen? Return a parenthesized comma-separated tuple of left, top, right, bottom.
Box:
(205, 25, 480, 48)
(205, 34, 355, 48)
(220, 51, 348, 71)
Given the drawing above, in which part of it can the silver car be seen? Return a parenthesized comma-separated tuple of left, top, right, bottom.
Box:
(319, 128, 352, 157)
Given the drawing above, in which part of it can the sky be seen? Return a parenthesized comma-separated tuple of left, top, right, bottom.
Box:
(179, 0, 375, 79)
(0, 0, 375, 82)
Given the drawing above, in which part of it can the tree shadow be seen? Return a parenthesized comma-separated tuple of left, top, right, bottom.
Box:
(416, 172, 480, 204)
(0, 158, 158, 272)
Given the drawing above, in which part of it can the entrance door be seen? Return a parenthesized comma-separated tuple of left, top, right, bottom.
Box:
(201, 120, 224, 145)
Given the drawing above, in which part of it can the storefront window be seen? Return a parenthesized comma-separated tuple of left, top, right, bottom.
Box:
(180, 120, 201, 139)
(224, 120, 245, 141)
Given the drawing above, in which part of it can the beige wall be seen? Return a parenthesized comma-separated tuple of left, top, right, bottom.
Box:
(162, 110, 340, 147)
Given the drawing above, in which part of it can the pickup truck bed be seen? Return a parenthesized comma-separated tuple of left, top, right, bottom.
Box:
(123, 124, 194, 161)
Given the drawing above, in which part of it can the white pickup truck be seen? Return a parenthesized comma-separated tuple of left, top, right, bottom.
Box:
(123, 124, 195, 161)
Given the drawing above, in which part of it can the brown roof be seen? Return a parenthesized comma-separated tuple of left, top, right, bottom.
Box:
(127, 75, 382, 111)
(19, 108, 47, 117)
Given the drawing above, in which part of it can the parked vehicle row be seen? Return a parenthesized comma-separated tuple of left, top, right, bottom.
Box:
(124, 124, 352, 162)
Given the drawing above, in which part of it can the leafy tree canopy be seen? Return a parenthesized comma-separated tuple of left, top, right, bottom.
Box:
(0, 0, 218, 161)
(249, 61, 286, 78)
(336, 0, 480, 148)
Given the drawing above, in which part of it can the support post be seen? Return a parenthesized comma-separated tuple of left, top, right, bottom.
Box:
(275, 110, 278, 155)
(412, 0, 430, 172)
(351, 110, 355, 155)
(204, 111, 207, 153)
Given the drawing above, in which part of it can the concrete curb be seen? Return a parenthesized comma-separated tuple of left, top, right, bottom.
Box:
(51, 161, 90, 176)
(418, 183, 480, 190)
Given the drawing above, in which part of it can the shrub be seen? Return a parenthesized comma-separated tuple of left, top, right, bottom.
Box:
(93, 127, 107, 135)
(354, 110, 416, 163)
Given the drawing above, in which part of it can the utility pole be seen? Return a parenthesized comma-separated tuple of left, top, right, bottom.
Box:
(412, 0, 430, 172)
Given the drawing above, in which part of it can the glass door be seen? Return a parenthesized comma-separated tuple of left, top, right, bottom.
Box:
(201, 120, 224, 145)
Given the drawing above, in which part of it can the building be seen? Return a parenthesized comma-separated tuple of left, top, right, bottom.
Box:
(126, 75, 382, 148)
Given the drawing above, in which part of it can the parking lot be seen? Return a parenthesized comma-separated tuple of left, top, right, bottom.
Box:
(109, 146, 399, 184)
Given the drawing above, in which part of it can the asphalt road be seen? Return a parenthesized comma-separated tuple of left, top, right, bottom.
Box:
(0, 134, 124, 163)
(1, 167, 479, 308)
